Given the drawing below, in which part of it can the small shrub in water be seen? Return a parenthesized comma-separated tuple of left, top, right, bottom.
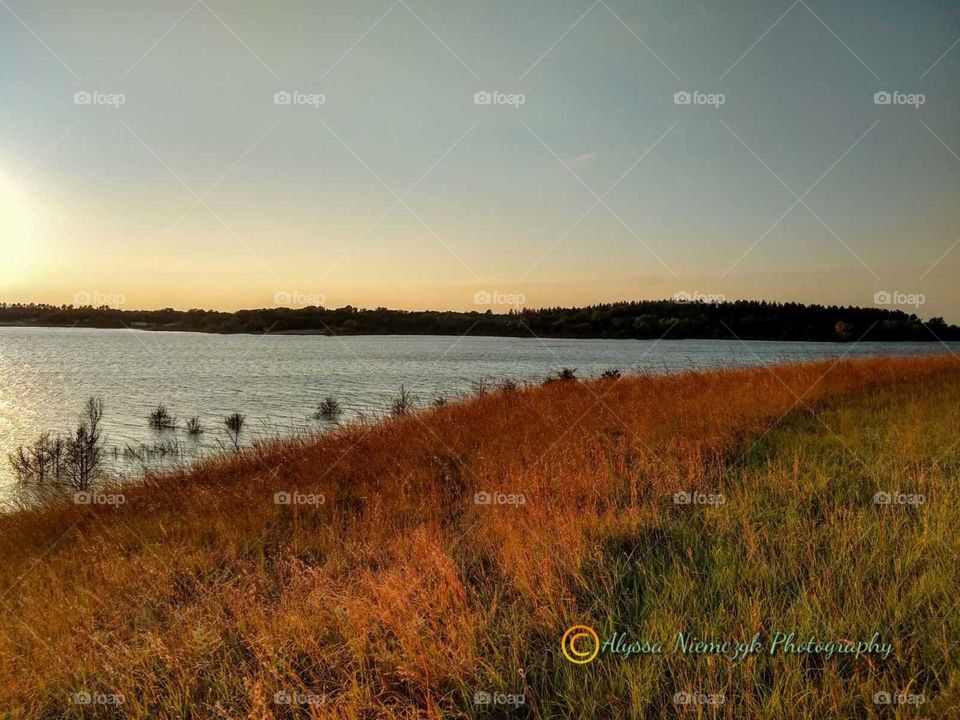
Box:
(148, 404, 176, 430)
(315, 396, 343, 421)
(224, 412, 246, 451)
(9, 397, 104, 491)
(391, 385, 414, 416)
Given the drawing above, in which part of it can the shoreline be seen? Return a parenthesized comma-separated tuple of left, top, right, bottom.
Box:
(0, 321, 956, 343)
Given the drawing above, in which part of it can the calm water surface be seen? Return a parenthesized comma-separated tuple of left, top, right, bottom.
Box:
(1, 327, 955, 497)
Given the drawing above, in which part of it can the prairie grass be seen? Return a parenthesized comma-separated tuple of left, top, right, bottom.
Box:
(0, 355, 958, 718)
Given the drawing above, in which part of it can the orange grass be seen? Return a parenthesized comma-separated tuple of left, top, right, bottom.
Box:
(0, 354, 958, 718)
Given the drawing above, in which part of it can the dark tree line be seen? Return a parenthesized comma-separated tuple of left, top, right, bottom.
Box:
(0, 300, 957, 342)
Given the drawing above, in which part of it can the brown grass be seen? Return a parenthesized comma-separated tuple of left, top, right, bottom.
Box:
(0, 354, 958, 718)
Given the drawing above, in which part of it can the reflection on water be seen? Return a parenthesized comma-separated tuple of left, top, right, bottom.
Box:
(1, 327, 955, 497)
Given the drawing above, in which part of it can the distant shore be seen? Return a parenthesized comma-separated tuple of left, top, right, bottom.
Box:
(0, 321, 337, 336)
(1, 298, 958, 341)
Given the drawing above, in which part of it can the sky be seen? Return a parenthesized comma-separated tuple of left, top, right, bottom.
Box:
(1, 0, 959, 320)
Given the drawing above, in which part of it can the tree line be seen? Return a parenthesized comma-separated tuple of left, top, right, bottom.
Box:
(0, 300, 957, 341)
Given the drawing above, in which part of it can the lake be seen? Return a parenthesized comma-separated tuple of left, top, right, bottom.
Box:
(1, 326, 955, 498)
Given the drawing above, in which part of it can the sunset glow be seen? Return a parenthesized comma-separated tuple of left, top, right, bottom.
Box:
(0, 172, 35, 282)
(0, 1, 956, 317)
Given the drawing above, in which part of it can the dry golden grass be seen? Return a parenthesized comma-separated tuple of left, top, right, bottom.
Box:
(1, 355, 958, 718)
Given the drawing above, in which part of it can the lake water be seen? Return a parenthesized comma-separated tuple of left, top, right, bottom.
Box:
(1, 326, 955, 498)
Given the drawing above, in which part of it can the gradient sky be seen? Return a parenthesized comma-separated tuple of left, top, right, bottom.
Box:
(1, 0, 959, 319)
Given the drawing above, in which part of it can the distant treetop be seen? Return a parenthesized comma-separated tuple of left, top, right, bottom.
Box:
(0, 299, 955, 342)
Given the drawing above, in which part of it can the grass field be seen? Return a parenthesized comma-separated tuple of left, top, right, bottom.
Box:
(1, 355, 958, 718)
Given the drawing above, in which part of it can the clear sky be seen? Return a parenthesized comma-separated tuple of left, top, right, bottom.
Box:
(1, 0, 959, 319)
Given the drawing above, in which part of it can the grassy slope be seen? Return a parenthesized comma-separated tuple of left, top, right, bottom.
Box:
(0, 356, 958, 718)
(548, 364, 960, 718)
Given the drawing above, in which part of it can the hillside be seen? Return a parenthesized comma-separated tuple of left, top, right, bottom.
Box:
(1, 355, 958, 717)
